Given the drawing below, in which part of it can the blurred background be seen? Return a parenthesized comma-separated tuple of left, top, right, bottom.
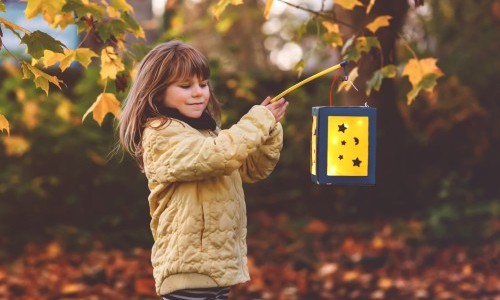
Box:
(0, 0, 499, 299)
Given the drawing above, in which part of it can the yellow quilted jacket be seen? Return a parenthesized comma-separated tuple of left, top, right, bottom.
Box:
(142, 105, 283, 295)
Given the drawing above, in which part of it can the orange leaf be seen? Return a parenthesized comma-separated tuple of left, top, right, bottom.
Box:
(0, 114, 9, 135)
(134, 278, 156, 296)
(82, 93, 121, 126)
(305, 219, 329, 234)
(365, 15, 392, 33)
(335, 0, 364, 10)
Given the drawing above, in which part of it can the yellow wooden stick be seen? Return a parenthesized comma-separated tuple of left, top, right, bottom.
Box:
(270, 61, 348, 103)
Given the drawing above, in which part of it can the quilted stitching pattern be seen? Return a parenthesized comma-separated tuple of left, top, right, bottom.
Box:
(142, 106, 283, 295)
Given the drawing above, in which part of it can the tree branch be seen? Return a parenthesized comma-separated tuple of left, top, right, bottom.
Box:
(277, 0, 356, 29)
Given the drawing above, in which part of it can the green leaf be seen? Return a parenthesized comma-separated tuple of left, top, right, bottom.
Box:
(21, 62, 63, 95)
(366, 64, 397, 95)
(109, 0, 133, 12)
(406, 73, 442, 105)
(122, 12, 145, 39)
(63, 0, 104, 19)
(21, 30, 65, 59)
(96, 19, 126, 42)
(342, 36, 380, 62)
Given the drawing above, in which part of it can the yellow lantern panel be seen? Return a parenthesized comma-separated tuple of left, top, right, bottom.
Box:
(327, 116, 369, 176)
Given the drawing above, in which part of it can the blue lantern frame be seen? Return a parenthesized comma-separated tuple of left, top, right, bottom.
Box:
(311, 106, 376, 185)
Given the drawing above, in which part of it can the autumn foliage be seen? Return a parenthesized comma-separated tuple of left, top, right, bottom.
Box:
(1, 211, 498, 299)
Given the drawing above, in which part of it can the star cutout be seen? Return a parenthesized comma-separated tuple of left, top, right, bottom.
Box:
(338, 155, 343, 160)
(352, 157, 362, 167)
(338, 123, 347, 133)
(341, 140, 347, 145)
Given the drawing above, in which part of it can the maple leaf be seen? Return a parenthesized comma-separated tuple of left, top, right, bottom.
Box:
(52, 12, 75, 30)
(0, 114, 9, 135)
(365, 15, 392, 33)
(21, 30, 65, 59)
(342, 36, 380, 62)
(82, 93, 121, 126)
(335, 0, 364, 10)
(366, 64, 397, 95)
(25, 0, 66, 25)
(402, 58, 444, 104)
(109, 0, 134, 13)
(322, 21, 343, 47)
(21, 62, 63, 95)
(122, 12, 145, 39)
(100, 46, 125, 80)
(264, 0, 273, 19)
(44, 48, 98, 71)
(211, 0, 243, 20)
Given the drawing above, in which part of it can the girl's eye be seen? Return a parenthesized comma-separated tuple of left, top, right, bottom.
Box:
(200, 82, 208, 88)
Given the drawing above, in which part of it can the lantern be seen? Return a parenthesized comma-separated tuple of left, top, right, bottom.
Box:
(311, 106, 376, 185)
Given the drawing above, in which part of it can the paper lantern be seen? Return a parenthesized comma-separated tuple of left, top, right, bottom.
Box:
(311, 106, 376, 185)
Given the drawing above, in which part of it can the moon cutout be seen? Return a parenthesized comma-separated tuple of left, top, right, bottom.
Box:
(354, 137, 359, 145)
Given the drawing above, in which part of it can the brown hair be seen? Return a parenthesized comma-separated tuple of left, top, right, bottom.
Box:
(116, 40, 221, 170)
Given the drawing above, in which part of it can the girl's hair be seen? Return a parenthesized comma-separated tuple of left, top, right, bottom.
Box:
(116, 40, 221, 170)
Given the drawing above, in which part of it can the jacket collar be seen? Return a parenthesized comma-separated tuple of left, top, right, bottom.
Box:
(158, 106, 216, 131)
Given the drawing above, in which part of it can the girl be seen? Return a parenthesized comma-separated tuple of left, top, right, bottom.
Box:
(117, 40, 288, 299)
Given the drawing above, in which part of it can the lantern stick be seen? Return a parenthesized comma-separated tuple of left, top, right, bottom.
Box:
(270, 61, 348, 103)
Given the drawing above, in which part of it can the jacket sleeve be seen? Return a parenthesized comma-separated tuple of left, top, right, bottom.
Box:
(239, 122, 283, 183)
(143, 105, 276, 183)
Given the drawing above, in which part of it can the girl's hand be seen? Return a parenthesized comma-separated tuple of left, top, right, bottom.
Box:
(261, 96, 289, 122)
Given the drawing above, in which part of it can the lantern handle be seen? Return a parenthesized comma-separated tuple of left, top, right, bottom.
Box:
(270, 61, 348, 103)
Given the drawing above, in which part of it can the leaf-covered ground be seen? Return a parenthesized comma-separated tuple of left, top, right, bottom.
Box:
(1, 211, 498, 300)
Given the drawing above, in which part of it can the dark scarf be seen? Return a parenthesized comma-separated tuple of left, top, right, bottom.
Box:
(158, 106, 217, 131)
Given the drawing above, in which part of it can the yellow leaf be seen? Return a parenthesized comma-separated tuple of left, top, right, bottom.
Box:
(52, 13, 75, 29)
(23, 101, 40, 130)
(106, 6, 121, 18)
(366, 15, 392, 33)
(82, 93, 121, 126)
(1, 135, 30, 156)
(322, 21, 343, 47)
(211, 0, 243, 20)
(264, 0, 273, 19)
(22, 62, 63, 95)
(337, 67, 359, 92)
(402, 58, 443, 87)
(335, 0, 364, 10)
(45, 48, 98, 71)
(0, 114, 10, 135)
(74, 48, 98, 68)
(100, 47, 125, 80)
(43, 50, 66, 68)
(366, 0, 375, 14)
(25, 0, 66, 25)
(0, 17, 30, 34)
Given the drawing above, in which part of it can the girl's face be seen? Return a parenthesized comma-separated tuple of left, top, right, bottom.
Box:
(163, 76, 210, 118)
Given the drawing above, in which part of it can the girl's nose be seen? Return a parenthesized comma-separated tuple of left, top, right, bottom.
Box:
(191, 85, 202, 96)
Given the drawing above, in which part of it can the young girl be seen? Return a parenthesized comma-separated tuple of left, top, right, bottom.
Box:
(118, 40, 288, 299)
